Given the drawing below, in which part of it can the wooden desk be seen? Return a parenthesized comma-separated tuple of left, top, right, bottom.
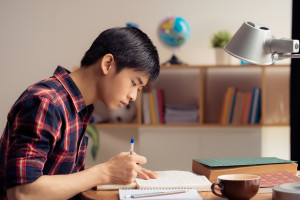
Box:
(80, 190, 272, 200)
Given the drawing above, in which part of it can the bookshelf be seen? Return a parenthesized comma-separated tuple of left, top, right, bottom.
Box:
(93, 64, 290, 128)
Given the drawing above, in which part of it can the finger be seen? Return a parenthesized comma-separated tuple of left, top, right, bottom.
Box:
(141, 168, 160, 179)
(137, 168, 159, 180)
(131, 154, 147, 165)
(137, 170, 150, 180)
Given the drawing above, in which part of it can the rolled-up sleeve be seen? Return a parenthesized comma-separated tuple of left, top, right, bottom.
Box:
(5, 96, 60, 188)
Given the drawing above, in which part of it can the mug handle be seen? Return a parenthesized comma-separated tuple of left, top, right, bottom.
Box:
(211, 182, 226, 198)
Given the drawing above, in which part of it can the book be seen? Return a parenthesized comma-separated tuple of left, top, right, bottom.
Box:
(156, 88, 165, 124)
(152, 88, 160, 124)
(219, 87, 236, 124)
(119, 188, 202, 200)
(148, 91, 157, 124)
(164, 105, 198, 124)
(240, 91, 252, 124)
(260, 171, 300, 188)
(249, 88, 261, 124)
(96, 170, 212, 191)
(254, 88, 261, 124)
(231, 91, 242, 124)
(142, 92, 151, 124)
(228, 89, 237, 123)
(192, 157, 298, 182)
(220, 87, 231, 124)
(258, 171, 300, 193)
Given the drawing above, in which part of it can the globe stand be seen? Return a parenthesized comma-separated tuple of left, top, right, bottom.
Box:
(163, 54, 184, 65)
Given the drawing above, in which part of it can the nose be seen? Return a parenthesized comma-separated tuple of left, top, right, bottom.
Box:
(128, 88, 138, 102)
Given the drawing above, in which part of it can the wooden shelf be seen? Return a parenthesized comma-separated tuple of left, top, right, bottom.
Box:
(160, 64, 289, 69)
(93, 123, 139, 128)
(92, 64, 290, 128)
(93, 123, 288, 128)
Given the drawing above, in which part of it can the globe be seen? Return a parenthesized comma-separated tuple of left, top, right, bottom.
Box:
(158, 16, 191, 64)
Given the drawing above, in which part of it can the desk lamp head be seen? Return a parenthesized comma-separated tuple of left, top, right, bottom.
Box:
(224, 21, 300, 65)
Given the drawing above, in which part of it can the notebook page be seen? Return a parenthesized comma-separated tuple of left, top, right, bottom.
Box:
(136, 171, 211, 191)
(119, 188, 202, 200)
(96, 182, 136, 190)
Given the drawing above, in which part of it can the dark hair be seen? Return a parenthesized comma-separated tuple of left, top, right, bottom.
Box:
(81, 27, 160, 81)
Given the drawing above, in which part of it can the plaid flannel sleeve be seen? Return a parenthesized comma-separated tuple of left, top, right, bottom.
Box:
(5, 96, 61, 189)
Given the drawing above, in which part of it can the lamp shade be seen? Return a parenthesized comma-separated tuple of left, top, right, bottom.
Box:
(224, 22, 273, 65)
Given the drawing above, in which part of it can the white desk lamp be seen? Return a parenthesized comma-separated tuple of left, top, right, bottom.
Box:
(225, 21, 300, 200)
(224, 21, 300, 65)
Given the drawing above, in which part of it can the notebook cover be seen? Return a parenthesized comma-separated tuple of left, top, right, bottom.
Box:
(194, 157, 296, 168)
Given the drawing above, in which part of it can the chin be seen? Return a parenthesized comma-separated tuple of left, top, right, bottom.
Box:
(107, 105, 118, 111)
(102, 101, 117, 111)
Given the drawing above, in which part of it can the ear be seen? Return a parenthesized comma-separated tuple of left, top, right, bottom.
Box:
(100, 54, 114, 75)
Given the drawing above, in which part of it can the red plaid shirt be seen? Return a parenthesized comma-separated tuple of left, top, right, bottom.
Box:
(0, 66, 94, 200)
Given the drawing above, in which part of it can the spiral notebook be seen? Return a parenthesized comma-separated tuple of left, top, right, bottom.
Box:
(136, 171, 211, 191)
(119, 188, 202, 200)
(96, 170, 212, 191)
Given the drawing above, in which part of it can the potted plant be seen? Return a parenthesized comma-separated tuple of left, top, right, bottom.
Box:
(211, 30, 232, 65)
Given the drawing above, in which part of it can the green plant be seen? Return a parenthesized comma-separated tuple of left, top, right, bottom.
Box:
(86, 124, 99, 160)
(211, 30, 232, 48)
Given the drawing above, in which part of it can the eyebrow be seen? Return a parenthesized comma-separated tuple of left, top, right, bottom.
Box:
(137, 76, 144, 85)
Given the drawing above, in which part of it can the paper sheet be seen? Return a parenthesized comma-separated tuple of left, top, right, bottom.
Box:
(136, 171, 211, 191)
(119, 188, 202, 200)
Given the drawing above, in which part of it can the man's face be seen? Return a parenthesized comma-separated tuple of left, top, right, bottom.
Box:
(100, 66, 149, 110)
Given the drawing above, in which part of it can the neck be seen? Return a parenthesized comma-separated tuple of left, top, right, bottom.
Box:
(69, 65, 100, 106)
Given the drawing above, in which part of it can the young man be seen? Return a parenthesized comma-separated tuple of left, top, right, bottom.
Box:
(0, 27, 160, 200)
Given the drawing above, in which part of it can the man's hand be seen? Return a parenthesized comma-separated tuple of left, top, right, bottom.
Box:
(102, 152, 148, 184)
(137, 167, 159, 180)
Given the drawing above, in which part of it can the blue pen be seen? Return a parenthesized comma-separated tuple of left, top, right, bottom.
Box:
(130, 138, 134, 155)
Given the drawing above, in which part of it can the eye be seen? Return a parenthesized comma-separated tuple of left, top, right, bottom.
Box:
(137, 86, 146, 93)
(132, 80, 137, 86)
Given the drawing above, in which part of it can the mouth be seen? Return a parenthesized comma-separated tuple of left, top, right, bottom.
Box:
(119, 101, 128, 108)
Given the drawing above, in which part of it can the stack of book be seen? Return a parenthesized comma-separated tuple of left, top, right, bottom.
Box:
(142, 88, 165, 124)
(219, 87, 261, 124)
(259, 171, 300, 193)
(164, 104, 199, 124)
(142, 88, 199, 125)
(192, 157, 298, 183)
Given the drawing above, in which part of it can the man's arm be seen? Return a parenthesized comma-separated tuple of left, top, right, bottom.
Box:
(7, 152, 157, 200)
(8, 165, 104, 200)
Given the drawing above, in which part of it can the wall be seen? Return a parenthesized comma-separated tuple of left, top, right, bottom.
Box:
(0, 0, 292, 170)
(84, 126, 291, 170)
(85, 127, 263, 171)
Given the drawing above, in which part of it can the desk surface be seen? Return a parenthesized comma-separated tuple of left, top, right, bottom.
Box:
(80, 190, 272, 200)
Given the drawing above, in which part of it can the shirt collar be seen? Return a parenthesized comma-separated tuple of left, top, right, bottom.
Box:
(53, 66, 89, 113)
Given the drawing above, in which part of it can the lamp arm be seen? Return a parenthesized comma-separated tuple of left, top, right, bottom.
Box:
(265, 38, 299, 54)
(273, 53, 300, 60)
